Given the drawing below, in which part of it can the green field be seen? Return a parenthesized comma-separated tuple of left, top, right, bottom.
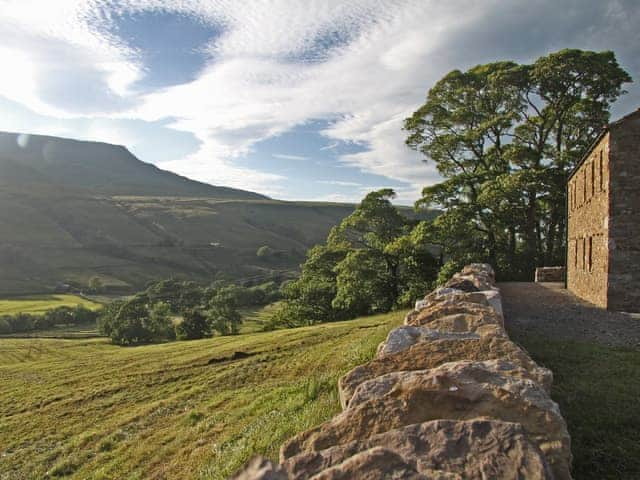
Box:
(510, 336, 640, 479)
(0, 310, 404, 479)
(0, 294, 101, 316)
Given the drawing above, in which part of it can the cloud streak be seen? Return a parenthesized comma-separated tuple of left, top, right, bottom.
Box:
(0, 0, 638, 201)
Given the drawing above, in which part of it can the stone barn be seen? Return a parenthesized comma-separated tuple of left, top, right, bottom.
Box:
(567, 108, 640, 311)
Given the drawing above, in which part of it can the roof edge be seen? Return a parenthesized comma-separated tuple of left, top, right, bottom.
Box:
(567, 107, 640, 181)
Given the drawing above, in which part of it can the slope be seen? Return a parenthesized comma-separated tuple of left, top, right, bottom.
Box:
(0, 310, 404, 479)
(0, 131, 266, 199)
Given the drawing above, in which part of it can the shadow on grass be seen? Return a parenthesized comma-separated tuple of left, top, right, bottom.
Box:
(512, 335, 640, 479)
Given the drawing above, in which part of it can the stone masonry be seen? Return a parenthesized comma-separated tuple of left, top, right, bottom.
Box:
(567, 108, 640, 311)
(231, 264, 572, 479)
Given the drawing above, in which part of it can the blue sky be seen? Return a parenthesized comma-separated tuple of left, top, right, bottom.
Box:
(0, 1, 639, 203)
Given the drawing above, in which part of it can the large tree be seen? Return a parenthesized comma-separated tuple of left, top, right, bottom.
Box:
(404, 49, 631, 279)
(272, 189, 438, 326)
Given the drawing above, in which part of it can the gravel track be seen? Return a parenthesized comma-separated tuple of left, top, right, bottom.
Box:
(500, 282, 640, 349)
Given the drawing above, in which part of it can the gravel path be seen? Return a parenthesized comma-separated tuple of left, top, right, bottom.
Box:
(499, 282, 640, 349)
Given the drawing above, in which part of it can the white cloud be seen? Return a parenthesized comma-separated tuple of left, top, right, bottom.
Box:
(272, 153, 309, 161)
(0, 0, 638, 203)
(318, 180, 362, 187)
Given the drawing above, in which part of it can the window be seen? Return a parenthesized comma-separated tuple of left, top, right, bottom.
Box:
(582, 237, 586, 270)
(591, 161, 595, 197)
(574, 239, 578, 268)
(599, 150, 604, 191)
(588, 237, 593, 272)
(583, 170, 587, 204)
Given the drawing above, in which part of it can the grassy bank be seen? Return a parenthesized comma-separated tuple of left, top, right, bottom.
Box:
(0, 294, 101, 316)
(0, 310, 404, 479)
(511, 335, 640, 479)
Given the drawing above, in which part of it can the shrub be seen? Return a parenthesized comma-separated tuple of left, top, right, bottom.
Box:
(175, 309, 210, 340)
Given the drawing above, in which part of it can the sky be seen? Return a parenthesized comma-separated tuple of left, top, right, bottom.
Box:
(0, 1, 639, 204)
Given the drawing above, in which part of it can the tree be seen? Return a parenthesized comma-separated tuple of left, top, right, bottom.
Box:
(207, 286, 243, 335)
(272, 189, 438, 327)
(175, 309, 210, 340)
(99, 295, 174, 345)
(405, 49, 631, 279)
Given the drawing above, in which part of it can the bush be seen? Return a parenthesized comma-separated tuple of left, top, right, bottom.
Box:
(175, 309, 210, 340)
(99, 296, 174, 346)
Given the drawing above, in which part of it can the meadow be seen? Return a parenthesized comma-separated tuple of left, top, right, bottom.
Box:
(0, 294, 101, 316)
(0, 310, 404, 479)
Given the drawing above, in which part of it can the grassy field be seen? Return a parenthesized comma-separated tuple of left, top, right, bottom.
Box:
(238, 303, 281, 334)
(0, 310, 404, 479)
(510, 335, 640, 479)
(0, 294, 101, 316)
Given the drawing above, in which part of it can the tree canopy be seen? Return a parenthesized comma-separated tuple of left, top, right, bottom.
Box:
(272, 189, 438, 327)
(404, 49, 631, 279)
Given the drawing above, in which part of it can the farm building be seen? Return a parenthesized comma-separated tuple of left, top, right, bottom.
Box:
(566, 108, 640, 311)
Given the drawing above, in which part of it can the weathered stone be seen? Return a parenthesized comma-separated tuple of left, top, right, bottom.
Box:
(285, 419, 553, 480)
(423, 311, 502, 333)
(306, 447, 427, 480)
(406, 289, 502, 325)
(461, 263, 495, 280)
(230, 456, 288, 480)
(281, 360, 571, 480)
(442, 277, 479, 292)
(406, 301, 502, 329)
(342, 335, 552, 408)
(567, 110, 640, 312)
(446, 272, 494, 291)
(375, 326, 480, 358)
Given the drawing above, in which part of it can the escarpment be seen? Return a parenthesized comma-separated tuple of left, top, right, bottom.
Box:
(232, 263, 572, 479)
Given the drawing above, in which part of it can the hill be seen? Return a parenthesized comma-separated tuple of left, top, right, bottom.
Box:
(0, 310, 403, 479)
(0, 131, 365, 294)
(0, 131, 266, 199)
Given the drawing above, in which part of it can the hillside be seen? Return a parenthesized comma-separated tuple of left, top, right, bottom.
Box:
(0, 131, 364, 294)
(0, 311, 403, 479)
(0, 131, 266, 199)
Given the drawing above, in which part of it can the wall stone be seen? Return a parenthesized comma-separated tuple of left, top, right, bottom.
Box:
(535, 266, 565, 283)
(567, 132, 610, 307)
(607, 111, 640, 312)
(231, 264, 572, 479)
(567, 109, 640, 312)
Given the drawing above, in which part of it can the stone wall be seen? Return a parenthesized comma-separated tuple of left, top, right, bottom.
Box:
(232, 264, 573, 480)
(567, 132, 610, 308)
(535, 266, 565, 283)
(607, 111, 640, 312)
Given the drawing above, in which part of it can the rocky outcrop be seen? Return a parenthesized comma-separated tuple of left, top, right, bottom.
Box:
(231, 264, 573, 479)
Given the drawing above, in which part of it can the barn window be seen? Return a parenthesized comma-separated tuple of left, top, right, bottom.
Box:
(588, 237, 593, 272)
(599, 151, 604, 191)
(591, 161, 595, 197)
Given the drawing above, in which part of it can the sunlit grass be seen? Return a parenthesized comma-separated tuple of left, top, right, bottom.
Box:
(0, 294, 101, 316)
(0, 310, 404, 479)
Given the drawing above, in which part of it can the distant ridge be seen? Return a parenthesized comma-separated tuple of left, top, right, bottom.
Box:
(0, 131, 267, 200)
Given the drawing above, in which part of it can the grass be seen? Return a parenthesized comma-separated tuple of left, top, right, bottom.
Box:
(0, 294, 101, 316)
(510, 334, 640, 479)
(0, 310, 404, 479)
(238, 303, 281, 334)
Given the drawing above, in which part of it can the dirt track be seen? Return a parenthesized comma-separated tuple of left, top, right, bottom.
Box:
(499, 282, 640, 349)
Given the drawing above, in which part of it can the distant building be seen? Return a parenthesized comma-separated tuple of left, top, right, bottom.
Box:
(566, 109, 640, 311)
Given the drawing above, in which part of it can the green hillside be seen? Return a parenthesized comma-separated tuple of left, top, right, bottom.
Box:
(0, 310, 404, 479)
(0, 132, 266, 199)
(0, 131, 363, 294)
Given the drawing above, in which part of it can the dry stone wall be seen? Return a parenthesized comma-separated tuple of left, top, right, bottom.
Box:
(231, 264, 572, 480)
